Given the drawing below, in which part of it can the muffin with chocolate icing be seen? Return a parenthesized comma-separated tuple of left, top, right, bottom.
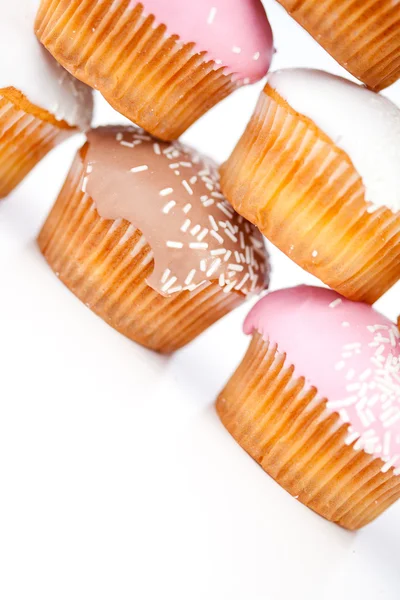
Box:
(38, 126, 269, 353)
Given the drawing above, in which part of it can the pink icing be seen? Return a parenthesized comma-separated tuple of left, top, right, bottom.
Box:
(131, 0, 273, 82)
(244, 286, 400, 473)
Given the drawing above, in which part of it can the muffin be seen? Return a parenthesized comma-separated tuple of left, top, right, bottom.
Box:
(35, 0, 273, 140)
(0, 1, 93, 199)
(221, 69, 400, 304)
(38, 126, 270, 353)
(217, 285, 400, 530)
(277, 0, 400, 91)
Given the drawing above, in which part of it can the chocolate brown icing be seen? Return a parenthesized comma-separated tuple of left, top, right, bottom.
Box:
(82, 126, 269, 297)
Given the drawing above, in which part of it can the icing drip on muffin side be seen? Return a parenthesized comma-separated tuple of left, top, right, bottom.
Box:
(82, 127, 270, 297)
(0, 0, 93, 129)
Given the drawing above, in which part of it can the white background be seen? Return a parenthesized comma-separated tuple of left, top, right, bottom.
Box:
(0, 1, 399, 598)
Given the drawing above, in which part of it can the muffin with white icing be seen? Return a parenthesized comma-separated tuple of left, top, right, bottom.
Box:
(0, 0, 93, 198)
(221, 68, 400, 304)
(217, 286, 400, 530)
(38, 126, 270, 353)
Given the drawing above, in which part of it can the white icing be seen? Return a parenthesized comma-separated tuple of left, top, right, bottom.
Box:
(0, 0, 93, 129)
(268, 69, 400, 214)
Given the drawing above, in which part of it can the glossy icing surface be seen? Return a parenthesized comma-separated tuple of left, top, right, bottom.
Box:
(0, 0, 93, 128)
(83, 127, 270, 297)
(132, 0, 273, 82)
(268, 69, 400, 213)
(244, 285, 400, 472)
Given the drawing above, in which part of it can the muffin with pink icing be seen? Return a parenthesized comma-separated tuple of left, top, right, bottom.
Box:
(217, 285, 400, 530)
(35, 0, 273, 140)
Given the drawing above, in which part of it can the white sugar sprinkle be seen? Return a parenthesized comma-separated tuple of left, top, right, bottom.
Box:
(253, 51, 260, 61)
(189, 242, 208, 249)
(225, 229, 238, 243)
(235, 273, 250, 291)
(359, 368, 372, 381)
(168, 286, 183, 295)
(159, 187, 173, 196)
(161, 269, 171, 284)
(345, 431, 360, 446)
(224, 250, 232, 262)
(162, 201, 176, 214)
(183, 203, 192, 214)
(250, 236, 264, 249)
(329, 298, 342, 309)
(232, 46, 241, 54)
(162, 277, 177, 293)
(190, 225, 201, 236)
(224, 280, 237, 293)
(181, 219, 191, 233)
(153, 143, 161, 155)
(207, 6, 217, 24)
(207, 259, 221, 277)
(209, 215, 218, 231)
(210, 230, 224, 244)
(344, 343, 361, 350)
(197, 228, 209, 242)
(182, 180, 193, 195)
(185, 270, 196, 285)
(166, 241, 183, 249)
(217, 202, 234, 217)
(130, 165, 148, 173)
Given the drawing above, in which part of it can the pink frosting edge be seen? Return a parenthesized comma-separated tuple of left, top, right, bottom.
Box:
(131, 0, 274, 83)
(244, 286, 400, 473)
